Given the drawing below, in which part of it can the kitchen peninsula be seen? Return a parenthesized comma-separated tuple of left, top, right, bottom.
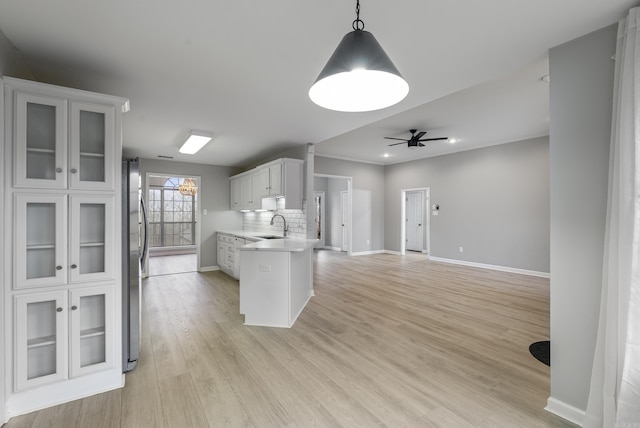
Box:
(239, 238, 317, 328)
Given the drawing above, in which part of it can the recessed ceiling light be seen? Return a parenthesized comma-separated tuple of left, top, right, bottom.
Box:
(448, 138, 458, 144)
(383, 153, 390, 158)
(179, 130, 213, 154)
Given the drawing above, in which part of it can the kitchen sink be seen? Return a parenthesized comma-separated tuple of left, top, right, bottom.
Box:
(258, 235, 284, 239)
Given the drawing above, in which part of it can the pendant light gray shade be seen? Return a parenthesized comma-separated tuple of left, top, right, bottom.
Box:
(309, 30, 409, 112)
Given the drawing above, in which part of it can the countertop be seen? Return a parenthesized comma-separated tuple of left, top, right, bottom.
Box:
(240, 238, 318, 252)
(217, 230, 284, 241)
(217, 230, 317, 252)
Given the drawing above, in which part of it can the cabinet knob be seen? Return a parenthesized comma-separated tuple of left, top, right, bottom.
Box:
(56, 265, 62, 270)
(70, 168, 78, 174)
(56, 307, 63, 312)
(71, 264, 77, 269)
(56, 167, 63, 173)
(71, 305, 78, 310)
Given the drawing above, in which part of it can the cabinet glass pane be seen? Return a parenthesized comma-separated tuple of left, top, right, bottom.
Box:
(26, 203, 56, 279)
(79, 111, 105, 182)
(26, 301, 57, 379)
(79, 203, 105, 274)
(26, 103, 57, 180)
(79, 295, 106, 367)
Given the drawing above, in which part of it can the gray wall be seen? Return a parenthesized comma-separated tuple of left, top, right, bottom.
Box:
(549, 25, 616, 412)
(314, 156, 385, 253)
(0, 29, 34, 80)
(139, 158, 242, 270)
(385, 137, 550, 272)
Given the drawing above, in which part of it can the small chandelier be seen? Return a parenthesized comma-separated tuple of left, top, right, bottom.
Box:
(309, 0, 409, 112)
(178, 178, 198, 196)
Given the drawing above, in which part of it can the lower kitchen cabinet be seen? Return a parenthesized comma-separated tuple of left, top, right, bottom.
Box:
(14, 285, 114, 391)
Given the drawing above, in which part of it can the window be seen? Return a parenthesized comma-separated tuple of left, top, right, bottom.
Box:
(148, 177, 196, 247)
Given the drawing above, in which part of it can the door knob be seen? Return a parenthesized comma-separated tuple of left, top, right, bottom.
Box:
(56, 265, 62, 270)
(56, 307, 63, 312)
(71, 305, 78, 310)
(71, 264, 77, 269)
(56, 167, 62, 173)
(70, 168, 78, 174)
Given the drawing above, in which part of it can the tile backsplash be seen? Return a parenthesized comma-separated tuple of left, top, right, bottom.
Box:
(243, 199, 307, 239)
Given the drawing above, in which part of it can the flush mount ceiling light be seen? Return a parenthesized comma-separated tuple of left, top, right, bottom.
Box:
(179, 130, 212, 154)
(309, 0, 409, 112)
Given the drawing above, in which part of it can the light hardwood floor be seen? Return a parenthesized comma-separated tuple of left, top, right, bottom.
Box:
(149, 254, 197, 276)
(3, 251, 576, 427)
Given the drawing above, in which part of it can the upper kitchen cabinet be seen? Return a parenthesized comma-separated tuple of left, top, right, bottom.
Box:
(230, 158, 304, 211)
(6, 77, 127, 191)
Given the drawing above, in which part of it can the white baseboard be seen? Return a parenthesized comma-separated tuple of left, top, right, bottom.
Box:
(199, 266, 219, 272)
(384, 250, 402, 256)
(545, 397, 585, 426)
(322, 246, 341, 251)
(350, 250, 386, 256)
(428, 256, 550, 278)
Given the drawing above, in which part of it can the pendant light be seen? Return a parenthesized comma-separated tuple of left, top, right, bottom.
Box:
(178, 178, 198, 196)
(309, 0, 409, 112)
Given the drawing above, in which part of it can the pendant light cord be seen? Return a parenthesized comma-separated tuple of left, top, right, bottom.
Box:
(352, 0, 365, 31)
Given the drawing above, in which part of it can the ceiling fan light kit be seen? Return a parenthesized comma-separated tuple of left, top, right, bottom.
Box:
(309, 0, 409, 112)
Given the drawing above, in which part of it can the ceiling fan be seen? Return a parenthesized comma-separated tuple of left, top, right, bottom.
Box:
(384, 129, 448, 148)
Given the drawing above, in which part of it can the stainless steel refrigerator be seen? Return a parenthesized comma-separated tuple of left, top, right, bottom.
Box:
(122, 158, 148, 372)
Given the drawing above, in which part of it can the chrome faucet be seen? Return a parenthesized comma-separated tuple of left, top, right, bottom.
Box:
(270, 214, 288, 237)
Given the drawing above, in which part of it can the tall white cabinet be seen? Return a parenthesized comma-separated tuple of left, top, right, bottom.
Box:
(2, 77, 129, 418)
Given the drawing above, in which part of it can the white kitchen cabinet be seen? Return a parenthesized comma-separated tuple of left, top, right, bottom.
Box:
(13, 92, 116, 191)
(14, 194, 114, 289)
(14, 286, 114, 391)
(256, 163, 283, 198)
(3, 77, 127, 416)
(69, 196, 115, 283)
(14, 93, 68, 188)
(14, 291, 68, 391)
(69, 286, 114, 378)
(229, 158, 304, 211)
(230, 176, 242, 210)
(217, 233, 246, 279)
(14, 194, 68, 289)
(69, 102, 116, 190)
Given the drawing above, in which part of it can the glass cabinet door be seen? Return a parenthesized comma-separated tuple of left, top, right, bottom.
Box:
(15, 292, 68, 391)
(15, 194, 68, 289)
(69, 196, 115, 283)
(14, 93, 68, 188)
(69, 286, 113, 377)
(69, 102, 115, 190)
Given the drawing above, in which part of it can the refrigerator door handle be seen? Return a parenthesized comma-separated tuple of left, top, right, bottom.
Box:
(140, 195, 149, 266)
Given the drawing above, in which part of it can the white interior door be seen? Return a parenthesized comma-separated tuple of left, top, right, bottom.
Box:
(341, 191, 349, 252)
(406, 191, 424, 252)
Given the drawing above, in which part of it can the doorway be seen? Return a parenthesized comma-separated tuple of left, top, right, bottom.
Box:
(314, 191, 326, 248)
(401, 188, 430, 255)
(145, 174, 201, 276)
(313, 174, 352, 255)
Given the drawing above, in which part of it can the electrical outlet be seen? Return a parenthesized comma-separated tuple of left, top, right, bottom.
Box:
(459, 246, 464, 253)
(259, 264, 272, 272)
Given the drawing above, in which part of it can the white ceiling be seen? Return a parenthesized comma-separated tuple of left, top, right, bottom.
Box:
(0, 1, 635, 167)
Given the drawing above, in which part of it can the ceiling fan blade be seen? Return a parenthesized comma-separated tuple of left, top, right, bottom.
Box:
(418, 142, 425, 147)
(414, 131, 427, 140)
(387, 141, 407, 146)
(417, 137, 449, 142)
(384, 137, 409, 141)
